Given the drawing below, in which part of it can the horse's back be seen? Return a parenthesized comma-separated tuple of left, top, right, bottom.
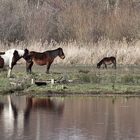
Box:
(30, 51, 45, 58)
(110, 56, 116, 60)
(5, 49, 16, 54)
(101, 56, 116, 65)
(103, 56, 116, 61)
(110, 56, 116, 62)
(29, 48, 65, 67)
(30, 51, 49, 65)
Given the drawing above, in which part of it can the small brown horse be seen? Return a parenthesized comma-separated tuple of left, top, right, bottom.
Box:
(26, 47, 65, 73)
(97, 56, 116, 69)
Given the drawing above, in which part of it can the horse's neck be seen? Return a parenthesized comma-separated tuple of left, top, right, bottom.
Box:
(99, 60, 103, 65)
(15, 50, 24, 57)
(49, 49, 59, 58)
(16, 56, 22, 61)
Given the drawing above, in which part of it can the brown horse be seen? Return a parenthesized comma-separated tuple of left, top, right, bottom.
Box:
(97, 56, 116, 69)
(26, 47, 65, 73)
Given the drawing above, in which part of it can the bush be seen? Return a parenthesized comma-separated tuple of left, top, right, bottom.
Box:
(0, 0, 140, 44)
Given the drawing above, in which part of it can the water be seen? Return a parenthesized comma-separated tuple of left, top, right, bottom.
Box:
(0, 95, 140, 140)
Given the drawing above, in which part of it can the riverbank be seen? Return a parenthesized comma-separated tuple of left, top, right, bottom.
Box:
(0, 64, 140, 96)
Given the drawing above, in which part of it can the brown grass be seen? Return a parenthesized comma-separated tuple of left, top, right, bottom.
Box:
(0, 0, 140, 44)
(0, 39, 140, 65)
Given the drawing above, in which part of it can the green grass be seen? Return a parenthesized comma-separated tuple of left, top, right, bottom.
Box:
(0, 64, 140, 96)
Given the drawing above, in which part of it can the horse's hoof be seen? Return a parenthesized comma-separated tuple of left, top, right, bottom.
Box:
(26, 69, 32, 74)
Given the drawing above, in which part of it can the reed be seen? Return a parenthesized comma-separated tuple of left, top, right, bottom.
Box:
(1, 39, 139, 65)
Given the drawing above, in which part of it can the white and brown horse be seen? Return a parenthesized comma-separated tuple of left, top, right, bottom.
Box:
(0, 49, 31, 77)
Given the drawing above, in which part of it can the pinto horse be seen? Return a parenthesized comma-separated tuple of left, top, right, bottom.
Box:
(26, 47, 65, 73)
(97, 56, 116, 69)
(0, 48, 31, 77)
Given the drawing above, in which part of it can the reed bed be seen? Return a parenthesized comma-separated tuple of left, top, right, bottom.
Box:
(0, 39, 140, 65)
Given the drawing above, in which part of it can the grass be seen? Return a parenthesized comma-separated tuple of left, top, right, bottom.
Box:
(0, 64, 139, 96)
(0, 39, 140, 65)
(0, 39, 140, 96)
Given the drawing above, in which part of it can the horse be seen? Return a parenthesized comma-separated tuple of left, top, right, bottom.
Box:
(97, 56, 116, 69)
(0, 48, 31, 77)
(0, 52, 5, 55)
(26, 47, 65, 73)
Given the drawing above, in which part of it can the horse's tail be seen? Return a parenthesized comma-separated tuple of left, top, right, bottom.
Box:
(0, 52, 5, 55)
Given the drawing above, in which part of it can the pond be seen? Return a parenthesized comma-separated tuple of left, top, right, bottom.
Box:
(0, 95, 140, 140)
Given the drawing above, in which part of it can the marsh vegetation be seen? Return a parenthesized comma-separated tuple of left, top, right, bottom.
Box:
(0, 0, 140, 95)
(0, 64, 139, 95)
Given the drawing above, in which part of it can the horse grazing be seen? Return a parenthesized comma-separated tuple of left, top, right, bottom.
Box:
(97, 56, 116, 69)
(26, 47, 65, 73)
(0, 48, 31, 77)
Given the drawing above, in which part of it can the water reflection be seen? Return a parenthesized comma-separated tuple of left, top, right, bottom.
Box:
(0, 95, 64, 140)
(0, 96, 140, 140)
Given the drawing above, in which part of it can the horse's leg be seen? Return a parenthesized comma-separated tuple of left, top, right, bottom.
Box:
(104, 63, 107, 69)
(114, 63, 116, 69)
(7, 66, 14, 78)
(7, 68, 12, 78)
(26, 62, 30, 73)
(7, 59, 14, 78)
(46, 62, 52, 74)
(26, 62, 33, 73)
(29, 62, 33, 73)
(113, 60, 117, 69)
(114, 60, 117, 69)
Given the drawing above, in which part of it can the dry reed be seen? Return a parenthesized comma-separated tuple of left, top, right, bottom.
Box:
(0, 39, 140, 65)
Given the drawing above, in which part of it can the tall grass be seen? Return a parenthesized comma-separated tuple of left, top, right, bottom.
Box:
(0, 0, 140, 65)
(0, 39, 140, 65)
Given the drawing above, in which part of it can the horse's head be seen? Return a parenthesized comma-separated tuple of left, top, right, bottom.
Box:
(58, 48, 65, 59)
(22, 49, 32, 63)
(97, 63, 101, 69)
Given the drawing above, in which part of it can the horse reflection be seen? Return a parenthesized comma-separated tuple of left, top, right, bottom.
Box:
(0, 96, 64, 138)
(0, 102, 4, 115)
(7, 96, 64, 121)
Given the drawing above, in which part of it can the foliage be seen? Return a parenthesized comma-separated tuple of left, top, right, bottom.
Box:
(0, 0, 140, 44)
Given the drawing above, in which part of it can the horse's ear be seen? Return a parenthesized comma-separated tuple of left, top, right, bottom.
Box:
(24, 48, 29, 54)
(13, 50, 18, 56)
(58, 47, 62, 50)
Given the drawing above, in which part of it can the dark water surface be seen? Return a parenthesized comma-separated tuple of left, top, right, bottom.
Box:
(0, 95, 140, 140)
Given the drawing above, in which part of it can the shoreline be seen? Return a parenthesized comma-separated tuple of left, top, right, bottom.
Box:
(0, 64, 139, 96)
(6, 90, 140, 97)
